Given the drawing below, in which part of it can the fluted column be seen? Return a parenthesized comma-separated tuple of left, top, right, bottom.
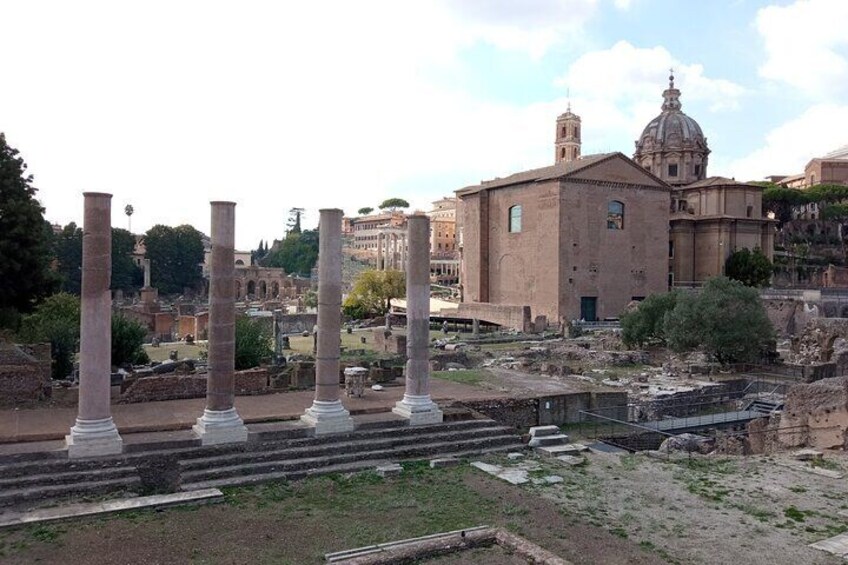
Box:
(193, 201, 248, 445)
(377, 232, 384, 270)
(301, 209, 354, 434)
(66, 192, 123, 457)
(393, 214, 443, 425)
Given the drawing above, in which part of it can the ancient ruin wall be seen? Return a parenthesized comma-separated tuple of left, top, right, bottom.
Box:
(779, 376, 848, 449)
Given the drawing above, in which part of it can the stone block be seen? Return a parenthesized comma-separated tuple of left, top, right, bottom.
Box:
(528, 425, 561, 438)
(376, 464, 403, 477)
(429, 458, 460, 469)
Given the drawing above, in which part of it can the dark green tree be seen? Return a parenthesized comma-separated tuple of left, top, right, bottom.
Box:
(264, 229, 319, 276)
(111, 228, 143, 292)
(111, 314, 149, 366)
(144, 224, 205, 294)
(54, 222, 83, 295)
(378, 198, 410, 211)
(0, 133, 57, 325)
(287, 208, 304, 234)
(18, 292, 80, 379)
(234, 316, 273, 370)
(725, 248, 772, 287)
(760, 184, 809, 227)
(357, 207, 374, 215)
(620, 291, 680, 347)
(665, 276, 775, 364)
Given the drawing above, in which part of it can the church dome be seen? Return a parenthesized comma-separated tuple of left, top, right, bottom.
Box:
(633, 72, 710, 186)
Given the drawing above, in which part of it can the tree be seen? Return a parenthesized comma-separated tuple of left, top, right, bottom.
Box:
(111, 314, 149, 366)
(54, 222, 83, 295)
(378, 198, 410, 212)
(124, 204, 134, 232)
(287, 207, 304, 234)
(357, 207, 374, 215)
(725, 248, 772, 287)
(18, 293, 80, 379)
(0, 133, 57, 324)
(144, 224, 205, 294)
(264, 229, 319, 276)
(665, 276, 775, 364)
(620, 292, 680, 347)
(234, 316, 273, 370)
(343, 269, 405, 318)
(761, 185, 809, 227)
(111, 228, 143, 292)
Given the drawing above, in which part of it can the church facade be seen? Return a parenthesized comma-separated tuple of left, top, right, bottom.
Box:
(456, 74, 775, 325)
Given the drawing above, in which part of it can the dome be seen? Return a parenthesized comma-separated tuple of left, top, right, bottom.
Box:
(633, 72, 710, 186)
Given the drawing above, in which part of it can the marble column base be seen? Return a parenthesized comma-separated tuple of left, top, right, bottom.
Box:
(192, 408, 249, 445)
(393, 395, 444, 426)
(301, 400, 355, 435)
(65, 417, 123, 458)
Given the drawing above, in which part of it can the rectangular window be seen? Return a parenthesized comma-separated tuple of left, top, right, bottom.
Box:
(509, 205, 522, 233)
(668, 164, 678, 177)
(694, 164, 701, 177)
(669, 240, 674, 258)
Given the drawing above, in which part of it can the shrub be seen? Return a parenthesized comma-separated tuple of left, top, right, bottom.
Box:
(111, 314, 150, 366)
(621, 292, 679, 347)
(234, 316, 273, 370)
(18, 293, 80, 379)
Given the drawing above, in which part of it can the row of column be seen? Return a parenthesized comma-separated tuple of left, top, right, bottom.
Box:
(65, 198, 441, 458)
(376, 231, 406, 271)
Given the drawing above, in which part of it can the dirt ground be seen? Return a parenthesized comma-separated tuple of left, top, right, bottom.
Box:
(506, 449, 848, 565)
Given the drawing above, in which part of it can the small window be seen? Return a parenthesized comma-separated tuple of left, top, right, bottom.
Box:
(668, 164, 678, 177)
(694, 164, 701, 177)
(607, 201, 624, 230)
(509, 205, 522, 233)
(561, 126, 566, 137)
(574, 125, 580, 138)
(669, 241, 674, 258)
(746, 205, 753, 218)
(561, 147, 566, 159)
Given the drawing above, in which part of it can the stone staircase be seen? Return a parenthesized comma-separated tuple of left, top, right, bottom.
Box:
(0, 417, 523, 510)
(744, 398, 784, 416)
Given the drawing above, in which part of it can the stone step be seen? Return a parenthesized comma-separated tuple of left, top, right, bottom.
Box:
(0, 418, 521, 510)
(0, 464, 138, 491)
(527, 434, 569, 447)
(0, 476, 141, 509)
(181, 434, 520, 483)
(528, 425, 561, 438)
(179, 424, 513, 472)
(534, 443, 590, 457)
(0, 419, 499, 478)
(182, 443, 526, 491)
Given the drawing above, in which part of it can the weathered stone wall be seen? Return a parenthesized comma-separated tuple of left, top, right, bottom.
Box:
(778, 376, 848, 450)
(632, 379, 749, 421)
(455, 303, 532, 332)
(462, 397, 538, 429)
(119, 368, 271, 403)
(276, 313, 317, 335)
(0, 343, 52, 405)
(372, 329, 407, 355)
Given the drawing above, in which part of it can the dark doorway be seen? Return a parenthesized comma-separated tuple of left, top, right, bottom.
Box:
(580, 297, 597, 321)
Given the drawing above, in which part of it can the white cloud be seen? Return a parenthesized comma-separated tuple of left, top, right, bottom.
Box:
(725, 104, 848, 181)
(756, 0, 848, 99)
(554, 41, 746, 155)
(613, 0, 633, 10)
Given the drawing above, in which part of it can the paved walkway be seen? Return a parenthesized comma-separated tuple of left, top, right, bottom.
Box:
(0, 379, 505, 444)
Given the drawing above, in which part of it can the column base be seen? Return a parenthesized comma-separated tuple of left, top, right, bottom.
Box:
(301, 400, 355, 435)
(192, 408, 249, 446)
(65, 417, 123, 458)
(393, 395, 444, 426)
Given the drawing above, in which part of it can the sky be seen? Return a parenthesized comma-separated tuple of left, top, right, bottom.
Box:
(1, 0, 847, 249)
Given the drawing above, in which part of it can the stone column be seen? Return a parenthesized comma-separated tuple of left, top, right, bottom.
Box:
(302, 209, 354, 434)
(193, 201, 248, 445)
(388, 233, 395, 270)
(66, 192, 123, 458)
(399, 234, 407, 272)
(377, 232, 384, 270)
(143, 258, 151, 288)
(393, 214, 443, 425)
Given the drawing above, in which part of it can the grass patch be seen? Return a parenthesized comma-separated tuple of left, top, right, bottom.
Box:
(788, 485, 807, 493)
(432, 369, 487, 386)
(784, 506, 807, 522)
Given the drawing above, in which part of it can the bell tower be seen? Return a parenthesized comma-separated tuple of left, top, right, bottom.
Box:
(555, 102, 581, 164)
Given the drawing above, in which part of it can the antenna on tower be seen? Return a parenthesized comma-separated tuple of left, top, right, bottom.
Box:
(567, 87, 571, 112)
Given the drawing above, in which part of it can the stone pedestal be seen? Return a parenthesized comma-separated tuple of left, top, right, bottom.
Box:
(66, 192, 123, 458)
(302, 209, 354, 434)
(193, 201, 247, 445)
(394, 214, 443, 425)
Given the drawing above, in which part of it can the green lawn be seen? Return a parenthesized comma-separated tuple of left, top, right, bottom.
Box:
(432, 369, 488, 386)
